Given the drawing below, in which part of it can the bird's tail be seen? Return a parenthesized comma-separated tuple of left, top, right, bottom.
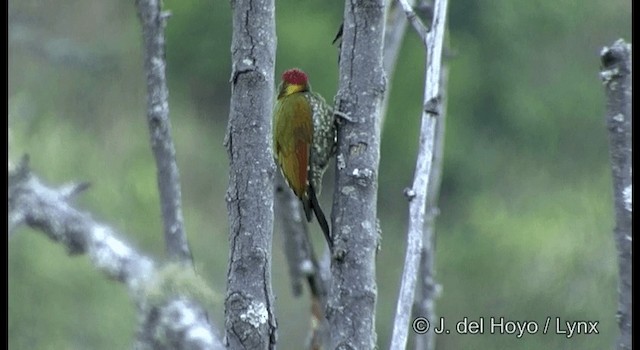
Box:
(308, 184, 332, 250)
(302, 195, 313, 222)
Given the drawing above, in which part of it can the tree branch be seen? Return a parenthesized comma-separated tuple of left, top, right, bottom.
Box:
(225, 0, 277, 348)
(136, 297, 223, 350)
(398, 0, 429, 47)
(9, 19, 116, 73)
(382, 0, 435, 127)
(328, 0, 386, 348)
(8, 157, 223, 350)
(600, 38, 632, 350)
(379, 0, 411, 125)
(274, 173, 331, 349)
(275, 174, 312, 297)
(135, 0, 192, 263)
(390, 0, 448, 349)
(413, 66, 447, 350)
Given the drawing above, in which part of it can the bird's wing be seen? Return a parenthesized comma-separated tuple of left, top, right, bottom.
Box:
(273, 93, 313, 199)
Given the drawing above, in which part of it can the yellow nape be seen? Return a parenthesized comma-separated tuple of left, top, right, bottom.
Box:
(282, 83, 306, 97)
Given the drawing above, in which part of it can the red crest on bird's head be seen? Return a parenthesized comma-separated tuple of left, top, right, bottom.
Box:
(282, 68, 308, 86)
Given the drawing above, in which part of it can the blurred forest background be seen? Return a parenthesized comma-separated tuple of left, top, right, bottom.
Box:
(8, 0, 631, 349)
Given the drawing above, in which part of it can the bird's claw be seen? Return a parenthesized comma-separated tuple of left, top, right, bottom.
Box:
(334, 110, 354, 122)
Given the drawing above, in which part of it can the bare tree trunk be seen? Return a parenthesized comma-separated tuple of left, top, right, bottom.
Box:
(600, 38, 632, 350)
(135, 0, 192, 264)
(390, 0, 448, 349)
(224, 0, 277, 348)
(327, 0, 386, 348)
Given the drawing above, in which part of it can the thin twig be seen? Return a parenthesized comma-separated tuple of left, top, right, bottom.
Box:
(135, 0, 192, 263)
(600, 38, 632, 350)
(390, 0, 448, 349)
(397, 0, 429, 46)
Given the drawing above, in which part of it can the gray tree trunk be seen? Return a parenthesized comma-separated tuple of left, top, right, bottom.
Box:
(600, 39, 632, 350)
(327, 0, 386, 348)
(224, 0, 278, 348)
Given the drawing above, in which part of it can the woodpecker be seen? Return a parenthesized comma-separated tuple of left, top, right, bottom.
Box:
(273, 68, 336, 249)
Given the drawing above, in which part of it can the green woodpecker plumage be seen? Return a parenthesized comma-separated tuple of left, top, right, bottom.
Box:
(273, 68, 336, 249)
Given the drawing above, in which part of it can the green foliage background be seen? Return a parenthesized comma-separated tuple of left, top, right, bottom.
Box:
(8, 0, 630, 349)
